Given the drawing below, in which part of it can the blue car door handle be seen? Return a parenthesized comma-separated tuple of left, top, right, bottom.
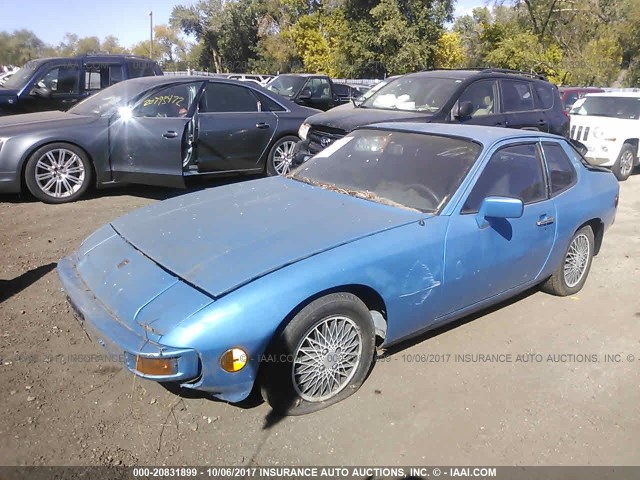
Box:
(536, 215, 555, 226)
(256, 122, 270, 129)
(163, 131, 178, 139)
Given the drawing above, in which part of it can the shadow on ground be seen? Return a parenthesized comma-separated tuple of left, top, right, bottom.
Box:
(0, 262, 57, 303)
(0, 174, 265, 204)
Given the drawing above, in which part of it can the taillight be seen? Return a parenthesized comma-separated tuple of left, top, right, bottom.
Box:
(615, 194, 619, 208)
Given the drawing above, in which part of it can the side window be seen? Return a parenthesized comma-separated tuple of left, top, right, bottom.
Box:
(542, 142, 577, 195)
(127, 60, 158, 78)
(565, 92, 579, 107)
(134, 82, 200, 118)
(305, 78, 332, 100)
(458, 80, 498, 117)
(462, 143, 547, 213)
(109, 65, 124, 85)
(334, 83, 349, 96)
(535, 84, 554, 109)
(37, 65, 80, 95)
(501, 80, 535, 112)
(254, 91, 285, 112)
(85, 64, 124, 91)
(85, 66, 102, 91)
(200, 83, 259, 113)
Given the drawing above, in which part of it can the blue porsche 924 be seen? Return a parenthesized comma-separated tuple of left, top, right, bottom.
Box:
(58, 123, 619, 415)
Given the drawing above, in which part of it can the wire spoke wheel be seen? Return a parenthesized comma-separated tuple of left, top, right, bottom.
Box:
(34, 148, 85, 199)
(292, 315, 362, 402)
(563, 233, 590, 288)
(272, 140, 297, 175)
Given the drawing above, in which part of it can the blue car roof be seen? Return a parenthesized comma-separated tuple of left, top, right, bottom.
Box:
(360, 122, 565, 146)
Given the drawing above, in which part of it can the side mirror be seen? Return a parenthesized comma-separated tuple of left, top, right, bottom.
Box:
(298, 88, 312, 101)
(352, 95, 365, 107)
(456, 101, 474, 118)
(30, 86, 52, 99)
(476, 196, 523, 228)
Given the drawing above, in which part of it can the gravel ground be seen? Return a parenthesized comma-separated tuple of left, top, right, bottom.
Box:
(1, 172, 639, 467)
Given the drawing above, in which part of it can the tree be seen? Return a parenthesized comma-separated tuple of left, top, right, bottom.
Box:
(433, 32, 464, 69)
(171, 0, 226, 72)
(101, 36, 129, 54)
(0, 30, 45, 66)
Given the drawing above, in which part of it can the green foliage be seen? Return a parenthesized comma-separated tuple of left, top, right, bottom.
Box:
(0, 30, 45, 66)
(485, 32, 565, 83)
(1, 0, 637, 86)
(434, 32, 464, 69)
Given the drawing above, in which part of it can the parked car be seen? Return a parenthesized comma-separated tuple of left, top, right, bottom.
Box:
(0, 68, 19, 86)
(0, 54, 162, 116)
(559, 86, 604, 111)
(328, 75, 403, 112)
(569, 91, 640, 181)
(0, 76, 319, 203)
(333, 83, 371, 104)
(293, 69, 570, 164)
(227, 74, 274, 86)
(58, 123, 619, 415)
(266, 74, 339, 111)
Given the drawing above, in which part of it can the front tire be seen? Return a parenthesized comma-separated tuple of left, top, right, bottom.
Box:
(261, 293, 375, 415)
(612, 143, 636, 181)
(24, 143, 92, 203)
(266, 136, 299, 176)
(541, 225, 594, 296)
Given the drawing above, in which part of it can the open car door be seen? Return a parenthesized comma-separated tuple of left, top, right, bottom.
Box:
(108, 81, 203, 188)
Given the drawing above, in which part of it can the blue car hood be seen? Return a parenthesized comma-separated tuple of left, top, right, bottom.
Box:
(110, 177, 423, 297)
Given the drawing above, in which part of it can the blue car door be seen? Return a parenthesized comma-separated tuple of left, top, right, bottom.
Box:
(442, 141, 557, 314)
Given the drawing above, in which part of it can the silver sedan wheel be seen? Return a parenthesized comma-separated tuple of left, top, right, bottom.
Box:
(272, 140, 297, 175)
(292, 315, 362, 402)
(34, 148, 85, 199)
(563, 233, 590, 288)
(619, 149, 634, 178)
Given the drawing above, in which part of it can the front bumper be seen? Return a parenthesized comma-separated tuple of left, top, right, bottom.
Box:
(57, 254, 200, 383)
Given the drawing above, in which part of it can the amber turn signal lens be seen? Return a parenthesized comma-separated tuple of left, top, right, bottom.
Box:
(220, 348, 248, 372)
(135, 356, 178, 376)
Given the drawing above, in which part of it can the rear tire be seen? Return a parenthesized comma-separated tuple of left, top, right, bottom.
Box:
(611, 143, 636, 181)
(260, 293, 375, 415)
(25, 143, 92, 204)
(266, 136, 299, 176)
(541, 225, 594, 296)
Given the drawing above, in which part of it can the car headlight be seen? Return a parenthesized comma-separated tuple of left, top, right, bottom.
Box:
(592, 126, 605, 139)
(298, 122, 310, 141)
(592, 127, 616, 141)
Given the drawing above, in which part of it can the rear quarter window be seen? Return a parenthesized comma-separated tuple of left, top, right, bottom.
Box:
(542, 142, 577, 195)
(535, 84, 555, 110)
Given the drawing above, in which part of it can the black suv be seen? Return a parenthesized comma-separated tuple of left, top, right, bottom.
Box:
(0, 54, 162, 115)
(294, 69, 570, 163)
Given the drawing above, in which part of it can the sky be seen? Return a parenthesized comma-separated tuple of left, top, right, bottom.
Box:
(0, 0, 485, 49)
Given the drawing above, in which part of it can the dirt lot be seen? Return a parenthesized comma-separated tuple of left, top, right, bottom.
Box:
(1, 173, 639, 467)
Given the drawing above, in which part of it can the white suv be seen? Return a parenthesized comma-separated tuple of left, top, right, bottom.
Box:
(569, 92, 640, 181)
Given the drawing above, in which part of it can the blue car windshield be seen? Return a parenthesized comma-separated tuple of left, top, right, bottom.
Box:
(292, 129, 481, 213)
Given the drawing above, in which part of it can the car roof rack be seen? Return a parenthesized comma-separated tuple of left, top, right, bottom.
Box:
(478, 68, 548, 81)
(419, 67, 548, 81)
